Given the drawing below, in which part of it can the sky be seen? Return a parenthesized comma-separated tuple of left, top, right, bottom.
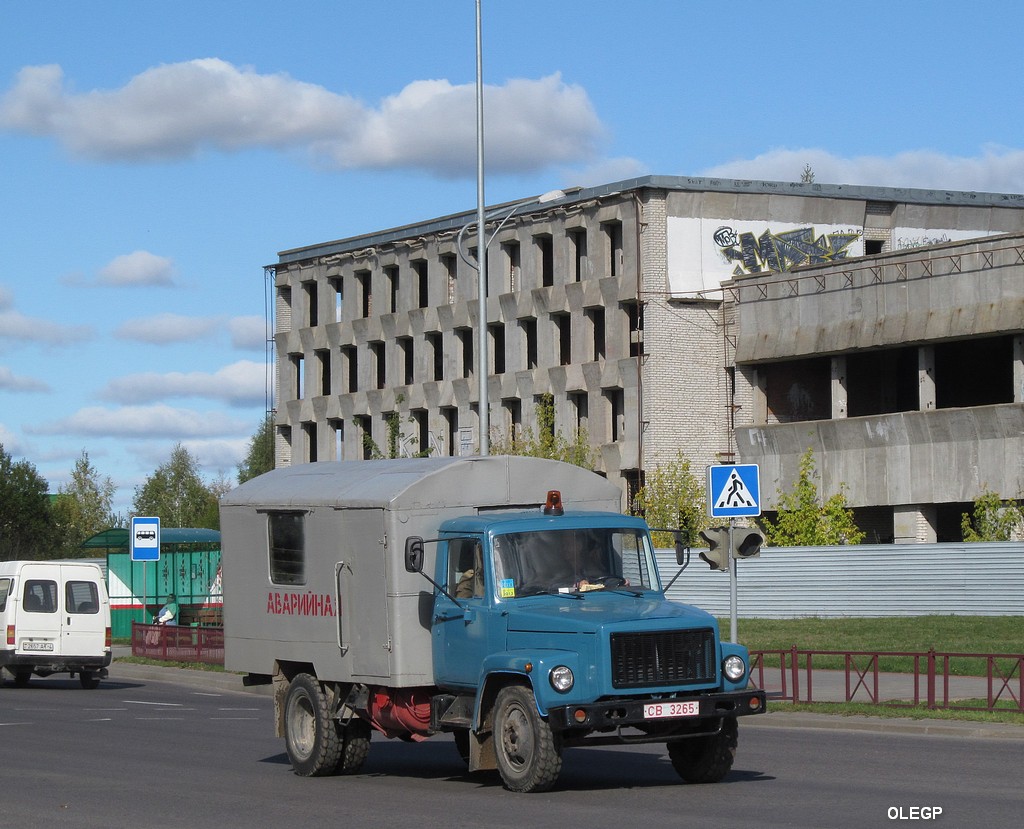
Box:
(3, 0, 1024, 518)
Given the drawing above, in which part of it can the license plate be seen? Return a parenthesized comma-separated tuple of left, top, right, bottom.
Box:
(644, 700, 700, 719)
(22, 641, 54, 652)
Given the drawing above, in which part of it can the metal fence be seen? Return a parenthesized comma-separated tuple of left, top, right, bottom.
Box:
(130, 622, 224, 666)
(750, 648, 1024, 712)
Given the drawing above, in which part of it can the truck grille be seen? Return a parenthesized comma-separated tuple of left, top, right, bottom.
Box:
(610, 629, 716, 689)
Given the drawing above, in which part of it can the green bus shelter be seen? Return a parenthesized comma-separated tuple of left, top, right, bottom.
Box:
(81, 527, 222, 638)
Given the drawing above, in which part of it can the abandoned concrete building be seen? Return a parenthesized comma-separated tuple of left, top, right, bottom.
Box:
(268, 175, 1024, 542)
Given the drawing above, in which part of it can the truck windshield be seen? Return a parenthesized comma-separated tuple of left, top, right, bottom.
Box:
(492, 527, 657, 597)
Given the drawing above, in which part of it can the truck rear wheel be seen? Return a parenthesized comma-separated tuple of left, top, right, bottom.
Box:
(284, 673, 343, 777)
(493, 685, 562, 793)
(667, 717, 738, 784)
(336, 717, 371, 774)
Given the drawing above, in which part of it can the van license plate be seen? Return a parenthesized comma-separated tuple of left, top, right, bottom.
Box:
(644, 700, 699, 719)
(22, 642, 54, 652)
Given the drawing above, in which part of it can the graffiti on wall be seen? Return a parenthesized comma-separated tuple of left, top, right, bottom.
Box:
(714, 225, 862, 276)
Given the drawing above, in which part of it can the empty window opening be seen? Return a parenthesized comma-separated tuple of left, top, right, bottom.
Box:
(489, 323, 506, 374)
(441, 254, 458, 305)
(569, 228, 588, 282)
(553, 313, 571, 365)
(370, 341, 386, 389)
(521, 318, 538, 369)
(536, 234, 555, 287)
(385, 265, 399, 314)
(342, 345, 358, 393)
(356, 270, 372, 318)
(502, 241, 521, 292)
(602, 220, 623, 277)
(329, 277, 343, 322)
(587, 307, 605, 360)
(316, 349, 331, 396)
(456, 328, 474, 377)
(413, 260, 429, 308)
(398, 337, 414, 386)
(303, 421, 317, 462)
(303, 281, 318, 327)
(426, 331, 444, 381)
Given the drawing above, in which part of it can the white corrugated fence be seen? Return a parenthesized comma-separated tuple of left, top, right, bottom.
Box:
(656, 542, 1024, 618)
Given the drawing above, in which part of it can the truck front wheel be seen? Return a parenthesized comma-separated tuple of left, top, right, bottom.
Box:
(284, 673, 343, 777)
(667, 717, 738, 784)
(493, 685, 562, 793)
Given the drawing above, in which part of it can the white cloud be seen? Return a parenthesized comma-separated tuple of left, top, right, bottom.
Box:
(0, 61, 605, 176)
(31, 403, 250, 439)
(228, 315, 268, 350)
(333, 74, 604, 177)
(98, 359, 266, 407)
(700, 146, 1024, 194)
(0, 422, 24, 455)
(97, 250, 176, 287)
(0, 365, 50, 392)
(0, 307, 92, 348)
(115, 312, 221, 344)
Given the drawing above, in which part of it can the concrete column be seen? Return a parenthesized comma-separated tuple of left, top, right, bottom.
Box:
(749, 367, 768, 425)
(831, 355, 848, 419)
(918, 346, 936, 411)
(1014, 334, 1024, 403)
(893, 505, 937, 544)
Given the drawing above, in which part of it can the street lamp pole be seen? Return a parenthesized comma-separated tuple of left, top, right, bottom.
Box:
(474, 0, 488, 454)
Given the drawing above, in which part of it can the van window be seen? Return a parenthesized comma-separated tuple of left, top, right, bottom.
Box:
(67, 581, 100, 614)
(0, 578, 10, 612)
(24, 580, 57, 613)
(269, 511, 306, 585)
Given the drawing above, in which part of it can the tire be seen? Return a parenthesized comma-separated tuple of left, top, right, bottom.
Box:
(336, 717, 372, 774)
(284, 674, 342, 777)
(79, 670, 100, 690)
(667, 718, 738, 784)
(493, 685, 562, 793)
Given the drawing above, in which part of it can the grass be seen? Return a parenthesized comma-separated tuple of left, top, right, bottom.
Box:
(724, 616, 1024, 725)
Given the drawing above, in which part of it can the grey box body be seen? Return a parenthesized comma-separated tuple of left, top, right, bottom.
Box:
(220, 456, 623, 687)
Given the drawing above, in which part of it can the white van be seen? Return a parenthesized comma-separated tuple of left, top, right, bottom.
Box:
(0, 560, 112, 688)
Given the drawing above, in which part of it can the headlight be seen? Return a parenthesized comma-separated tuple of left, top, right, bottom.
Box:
(723, 655, 746, 682)
(549, 665, 574, 693)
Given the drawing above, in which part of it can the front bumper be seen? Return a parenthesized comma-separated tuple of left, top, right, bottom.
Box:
(547, 688, 766, 732)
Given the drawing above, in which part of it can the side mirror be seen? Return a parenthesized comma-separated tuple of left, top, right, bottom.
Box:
(404, 536, 425, 573)
(674, 529, 691, 565)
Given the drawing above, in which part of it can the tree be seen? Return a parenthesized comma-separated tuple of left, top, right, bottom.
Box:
(634, 452, 707, 547)
(760, 447, 864, 546)
(132, 444, 219, 530)
(800, 163, 815, 183)
(51, 450, 117, 557)
(238, 414, 275, 483)
(961, 488, 1024, 542)
(0, 443, 59, 560)
(490, 394, 595, 469)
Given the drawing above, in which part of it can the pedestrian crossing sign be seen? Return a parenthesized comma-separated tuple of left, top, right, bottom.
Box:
(707, 464, 761, 518)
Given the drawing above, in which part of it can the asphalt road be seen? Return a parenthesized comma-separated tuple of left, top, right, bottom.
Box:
(1, 662, 1020, 829)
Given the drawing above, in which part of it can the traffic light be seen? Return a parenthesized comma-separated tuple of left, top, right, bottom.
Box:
(732, 529, 763, 559)
(698, 527, 731, 571)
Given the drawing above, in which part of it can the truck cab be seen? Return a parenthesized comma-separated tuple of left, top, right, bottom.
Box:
(409, 491, 764, 791)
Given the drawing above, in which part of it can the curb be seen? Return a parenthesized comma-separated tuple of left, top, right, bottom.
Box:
(746, 709, 1024, 741)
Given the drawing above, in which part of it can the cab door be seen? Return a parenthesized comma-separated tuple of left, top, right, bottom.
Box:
(61, 567, 107, 657)
(432, 537, 494, 689)
(16, 563, 62, 655)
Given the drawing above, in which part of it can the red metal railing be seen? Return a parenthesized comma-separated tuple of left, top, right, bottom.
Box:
(749, 648, 1024, 712)
(131, 621, 224, 666)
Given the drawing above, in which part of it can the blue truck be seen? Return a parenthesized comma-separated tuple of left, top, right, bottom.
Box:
(220, 456, 765, 792)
